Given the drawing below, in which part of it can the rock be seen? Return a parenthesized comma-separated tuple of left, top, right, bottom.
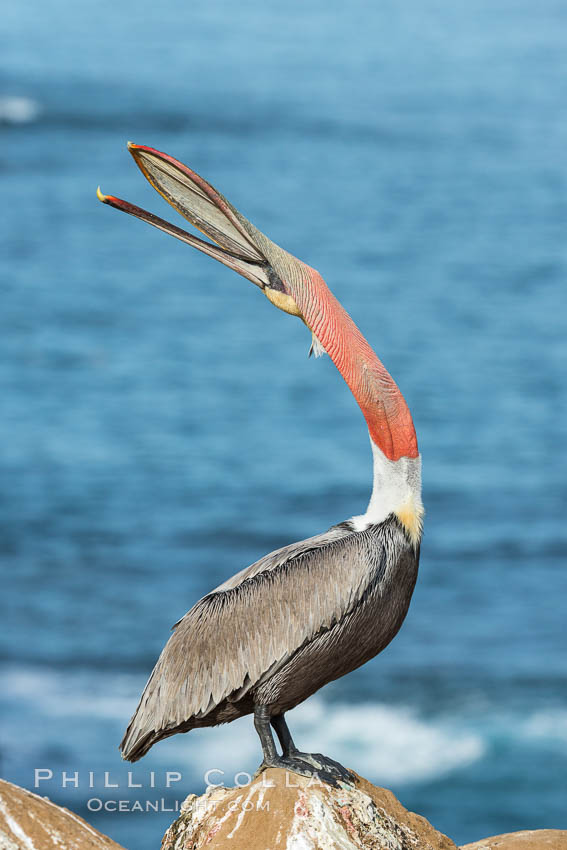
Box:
(0, 778, 125, 850)
(161, 767, 457, 850)
(3, 772, 565, 850)
(461, 831, 567, 850)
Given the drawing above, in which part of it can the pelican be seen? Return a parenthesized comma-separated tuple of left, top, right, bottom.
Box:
(97, 144, 423, 784)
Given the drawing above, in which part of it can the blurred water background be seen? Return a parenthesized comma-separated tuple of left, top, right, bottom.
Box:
(1, 0, 567, 847)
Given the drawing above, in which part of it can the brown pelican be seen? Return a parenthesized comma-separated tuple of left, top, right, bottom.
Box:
(97, 144, 423, 784)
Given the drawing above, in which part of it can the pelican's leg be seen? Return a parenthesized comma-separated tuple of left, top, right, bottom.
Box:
(271, 713, 300, 757)
(254, 705, 280, 764)
(270, 712, 356, 785)
(254, 705, 346, 785)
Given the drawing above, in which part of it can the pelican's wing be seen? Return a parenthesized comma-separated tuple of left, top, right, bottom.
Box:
(120, 522, 386, 760)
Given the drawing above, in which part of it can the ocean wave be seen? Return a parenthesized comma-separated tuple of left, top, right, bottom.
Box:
(0, 666, 483, 784)
(5, 665, 566, 786)
(521, 709, 567, 744)
(0, 666, 139, 721)
(168, 699, 485, 785)
(0, 96, 41, 125)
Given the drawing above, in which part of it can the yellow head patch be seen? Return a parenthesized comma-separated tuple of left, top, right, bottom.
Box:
(395, 497, 424, 548)
(264, 287, 303, 317)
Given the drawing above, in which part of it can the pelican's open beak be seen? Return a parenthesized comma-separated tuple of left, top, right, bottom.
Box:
(97, 143, 302, 316)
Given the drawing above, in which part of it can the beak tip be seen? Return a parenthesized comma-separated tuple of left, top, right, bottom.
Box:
(96, 185, 108, 203)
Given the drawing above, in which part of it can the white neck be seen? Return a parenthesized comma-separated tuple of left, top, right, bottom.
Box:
(350, 438, 423, 542)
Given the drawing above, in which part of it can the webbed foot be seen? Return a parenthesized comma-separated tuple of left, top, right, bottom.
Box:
(255, 753, 354, 787)
(288, 750, 356, 785)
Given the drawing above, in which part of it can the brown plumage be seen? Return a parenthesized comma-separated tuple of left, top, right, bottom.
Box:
(121, 518, 418, 761)
(98, 145, 423, 781)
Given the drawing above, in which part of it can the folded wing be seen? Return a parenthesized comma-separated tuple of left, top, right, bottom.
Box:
(120, 523, 384, 761)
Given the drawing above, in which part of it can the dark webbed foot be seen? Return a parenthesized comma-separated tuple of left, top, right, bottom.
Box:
(255, 754, 352, 787)
(269, 712, 356, 786)
(255, 755, 319, 779)
(293, 751, 356, 785)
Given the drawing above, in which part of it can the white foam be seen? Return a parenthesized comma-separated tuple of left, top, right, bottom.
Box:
(0, 96, 41, 124)
(0, 666, 139, 720)
(521, 709, 567, 746)
(294, 700, 483, 783)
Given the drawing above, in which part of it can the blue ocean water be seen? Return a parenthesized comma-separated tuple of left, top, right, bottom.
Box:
(1, 1, 566, 847)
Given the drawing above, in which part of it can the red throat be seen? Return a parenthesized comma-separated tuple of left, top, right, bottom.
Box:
(293, 267, 418, 462)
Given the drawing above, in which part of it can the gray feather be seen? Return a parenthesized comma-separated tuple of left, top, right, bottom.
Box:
(120, 516, 418, 761)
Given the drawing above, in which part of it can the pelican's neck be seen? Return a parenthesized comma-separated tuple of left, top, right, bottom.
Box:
(350, 438, 423, 546)
(292, 267, 418, 461)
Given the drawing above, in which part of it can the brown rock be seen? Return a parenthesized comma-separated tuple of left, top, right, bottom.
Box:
(160, 767, 457, 850)
(461, 830, 567, 850)
(0, 778, 125, 850)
